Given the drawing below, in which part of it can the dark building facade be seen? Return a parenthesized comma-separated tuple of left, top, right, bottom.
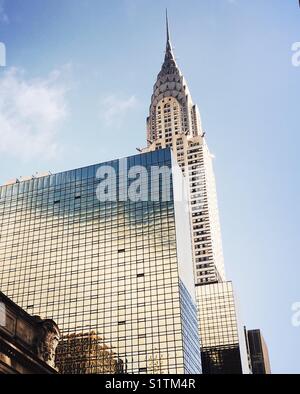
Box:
(0, 149, 201, 374)
(247, 329, 271, 374)
(0, 291, 59, 374)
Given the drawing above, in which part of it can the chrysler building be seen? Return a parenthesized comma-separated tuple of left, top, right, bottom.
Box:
(142, 13, 250, 373)
(143, 13, 225, 285)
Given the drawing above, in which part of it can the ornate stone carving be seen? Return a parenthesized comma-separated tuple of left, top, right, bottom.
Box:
(34, 318, 60, 369)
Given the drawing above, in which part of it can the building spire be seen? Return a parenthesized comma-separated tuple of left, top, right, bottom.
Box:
(165, 9, 172, 54)
(166, 9, 170, 43)
(162, 9, 176, 74)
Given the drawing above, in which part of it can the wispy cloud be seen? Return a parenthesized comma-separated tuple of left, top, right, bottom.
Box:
(0, 0, 9, 24)
(99, 94, 138, 128)
(0, 67, 69, 160)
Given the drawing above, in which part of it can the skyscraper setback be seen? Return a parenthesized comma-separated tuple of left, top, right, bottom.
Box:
(142, 13, 249, 373)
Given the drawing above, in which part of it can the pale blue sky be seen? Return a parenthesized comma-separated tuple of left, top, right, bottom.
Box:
(0, 0, 299, 373)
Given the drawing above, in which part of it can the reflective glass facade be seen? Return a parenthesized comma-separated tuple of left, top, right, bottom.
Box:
(0, 149, 201, 374)
(196, 282, 249, 374)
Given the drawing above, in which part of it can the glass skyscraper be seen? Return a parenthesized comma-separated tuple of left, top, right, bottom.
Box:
(0, 149, 201, 374)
